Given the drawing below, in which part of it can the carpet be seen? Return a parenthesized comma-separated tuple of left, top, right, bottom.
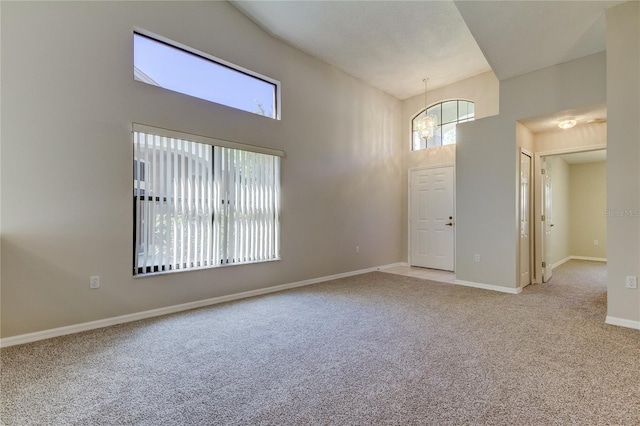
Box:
(1, 260, 639, 425)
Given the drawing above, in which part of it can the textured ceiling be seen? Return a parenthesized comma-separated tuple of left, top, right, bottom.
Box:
(230, 1, 491, 99)
(230, 1, 623, 100)
(519, 104, 607, 133)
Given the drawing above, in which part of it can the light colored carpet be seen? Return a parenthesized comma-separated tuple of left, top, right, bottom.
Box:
(1, 260, 639, 425)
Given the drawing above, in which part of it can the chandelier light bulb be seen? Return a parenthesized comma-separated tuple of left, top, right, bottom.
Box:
(416, 114, 437, 139)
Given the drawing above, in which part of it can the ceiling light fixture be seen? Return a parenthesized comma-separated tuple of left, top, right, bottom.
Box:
(558, 119, 577, 130)
(415, 78, 438, 140)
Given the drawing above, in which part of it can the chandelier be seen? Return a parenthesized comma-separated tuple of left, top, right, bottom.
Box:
(415, 78, 438, 140)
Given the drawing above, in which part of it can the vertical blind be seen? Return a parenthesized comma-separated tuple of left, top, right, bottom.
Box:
(133, 127, 281, 276)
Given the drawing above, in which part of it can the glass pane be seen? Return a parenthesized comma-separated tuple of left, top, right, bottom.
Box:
(458, 101, 468, 120)
(411, 110, 425, 133)
(442, 123, 457, 145)
(427, 126, 442, 148)
(134, 33, 277, 119)
(442, 100, 458, 125)
(412, 101, 475, 150)
(460, 101, 475, 121)
(426, 103, 442, 126)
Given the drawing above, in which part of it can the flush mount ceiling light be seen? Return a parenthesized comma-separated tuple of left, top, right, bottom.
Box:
(415, 78, 438, 140)
(558, 119, 577, 130)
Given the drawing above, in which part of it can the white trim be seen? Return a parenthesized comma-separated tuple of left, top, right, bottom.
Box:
(133, 123, 285, 158)
(552, 256, 572, 269)
(605, 316, 640, 330)
(0, 264, 399, 348)
(570, 256, 607, 262)
(535, 144, 607, 158)
(454, 279, 522, 294)
(133, 28, 281, 121)
(377, 262, 409, 270)
(517, 148, 534, 287)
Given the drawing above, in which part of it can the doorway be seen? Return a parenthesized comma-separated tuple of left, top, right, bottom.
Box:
(535, 149, 607, 283)
(409, 166, 455, 271)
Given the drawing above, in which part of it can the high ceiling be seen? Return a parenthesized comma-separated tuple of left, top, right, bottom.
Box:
(230, 0, 625, 100)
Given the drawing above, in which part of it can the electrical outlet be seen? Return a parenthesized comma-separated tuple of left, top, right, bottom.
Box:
(625, 276, 637, 289)
(474, 254, 480, 263)
(356, 246, 360, 254)
(594, 240, 599, 246)
(90, 276, 101, 289)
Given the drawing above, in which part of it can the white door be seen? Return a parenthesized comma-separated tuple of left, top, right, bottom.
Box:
(520, 153, 532, 287)
(541, 158, 553, 282)
(409, 167, 454, 271)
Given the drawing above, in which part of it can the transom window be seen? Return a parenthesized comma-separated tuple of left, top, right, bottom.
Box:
(412, 100, 474, 150)
(134, 31, 279, 119)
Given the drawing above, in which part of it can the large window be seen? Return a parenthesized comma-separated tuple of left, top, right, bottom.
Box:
(133, 124, 282, 276)
(412, 100, 474, 150)
(133, 32, 279, 119)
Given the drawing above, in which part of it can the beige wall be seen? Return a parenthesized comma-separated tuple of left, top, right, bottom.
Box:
(548, 157, 571, 265)
(457, 116, 518, 287)
(606, 1, 640, 324)
(2, 2, 637, 339)
(570, 161, 607, 259)
(516, 122, 534, 153)
(457, 52, 607, 290)
(0, 2, 404, 337)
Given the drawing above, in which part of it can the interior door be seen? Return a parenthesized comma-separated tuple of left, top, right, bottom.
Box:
(541, 158, 553, 282)
(409, 167, 454, 271)
(520, 152, 532, 287)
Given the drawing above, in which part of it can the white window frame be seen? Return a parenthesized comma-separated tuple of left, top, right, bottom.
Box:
(411, 99, 475, 151)
(134, 29, 281, 120)
(133, 123, 284, 277)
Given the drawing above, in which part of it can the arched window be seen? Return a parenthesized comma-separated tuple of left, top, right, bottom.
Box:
(412, 100, 474, 150)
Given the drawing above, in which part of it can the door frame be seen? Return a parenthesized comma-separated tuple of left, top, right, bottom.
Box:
(408, 164, 456, 270)
(533, 144, 606, 283)
(518, 149, 534, 288)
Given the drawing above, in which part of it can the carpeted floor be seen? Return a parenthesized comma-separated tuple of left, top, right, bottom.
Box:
(1, 260, 639, 425)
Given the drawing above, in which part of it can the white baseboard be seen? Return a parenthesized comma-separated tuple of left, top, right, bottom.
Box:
(0, 264, 398, 348)
(552, 256, 606, 269)
(454, 279, 522, 294)
(605, 316, 640, 330)
(552, 256, 572, 269)
(570, 256, 607, 262)
(377, 262, 409, 270)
